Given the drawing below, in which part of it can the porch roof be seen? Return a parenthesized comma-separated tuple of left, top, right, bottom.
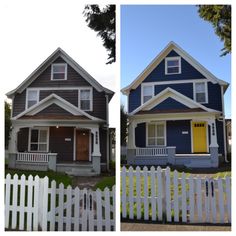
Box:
(19, 115, 89, 120)
(136, 108, 204, 114)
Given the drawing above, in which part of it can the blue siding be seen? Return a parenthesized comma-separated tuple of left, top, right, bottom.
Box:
(167, 120, 191, 153)
(143, 50, 206, 82)
(206, 82, 222, 111)
(135, 123, 146, 147)
(151, 97, 189, 111)
(129, 85, 141, 112)
(216, 120, 225, 155)
(155, 83, 193, 99)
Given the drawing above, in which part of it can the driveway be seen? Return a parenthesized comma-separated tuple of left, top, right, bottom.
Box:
(121, 222, 231, 231)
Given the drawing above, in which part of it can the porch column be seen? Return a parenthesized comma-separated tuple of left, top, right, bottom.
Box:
(91, 127, 101, 174)
(127, 121, 137, 149)
(208, 119, 218, 147)
(8, 126, 20, 153)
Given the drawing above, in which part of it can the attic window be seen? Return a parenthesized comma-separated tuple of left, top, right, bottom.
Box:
(51, 63, 67, 80)
(165, 57, 181, 75)
(142, 84, 154, 104)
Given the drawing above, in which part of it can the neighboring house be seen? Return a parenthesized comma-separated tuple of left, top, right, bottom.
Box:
(121, 42, 229, 168)
(7, 48, 114, 176)
(225, 119, 231, 154)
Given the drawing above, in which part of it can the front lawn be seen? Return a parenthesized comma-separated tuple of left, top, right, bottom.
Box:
(94, 176, 115, 191)
(5, 168, 72, 187)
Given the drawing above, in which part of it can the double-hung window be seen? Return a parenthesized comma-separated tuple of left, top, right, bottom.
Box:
(26, 89, 39, 108)
(29, 128, 48, 152)
(165, 57, 181, 74)
(194, 82, 207, 103)
(79, 88, 92, 111)
(142, 85, 153, 104)
(147, 122, 166, 146)
(51, 63, 67, 80)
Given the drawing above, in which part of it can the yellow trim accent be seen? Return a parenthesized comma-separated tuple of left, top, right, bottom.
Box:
(192, 121, 207, 153)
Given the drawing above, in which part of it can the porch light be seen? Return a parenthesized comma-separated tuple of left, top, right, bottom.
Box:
(56, 126, 59, 129)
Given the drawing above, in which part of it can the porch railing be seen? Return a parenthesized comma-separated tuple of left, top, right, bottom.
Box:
(135, 147, 168, 157)
(16, 152, 49, 163)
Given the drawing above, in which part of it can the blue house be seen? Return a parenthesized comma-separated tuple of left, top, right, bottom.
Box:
(121, 42, 229, 168)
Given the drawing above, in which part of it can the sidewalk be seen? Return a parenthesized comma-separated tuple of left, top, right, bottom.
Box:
(121, 222, 231, 231)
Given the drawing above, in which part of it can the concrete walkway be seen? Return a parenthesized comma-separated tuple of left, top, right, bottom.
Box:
(121, 222, 231, 231)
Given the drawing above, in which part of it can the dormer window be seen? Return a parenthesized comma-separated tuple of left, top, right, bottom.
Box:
(51, 63, 67, 80)
(142, 84, 154, 104)
(165, 57, 181, 75)
(26, 89, 39, 108)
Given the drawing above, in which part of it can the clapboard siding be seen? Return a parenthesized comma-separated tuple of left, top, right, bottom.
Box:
(144, 50, 206, 82)
(216, 120, 224, 155)
(40, 90, 78, 107)
(100, 128, 107, 164)
(29, 57, 91, 87)
(17, 128, 29, 152)
(37, 104, 72, 116)
(13, 90, 26, 117)
(129, 85, 141, 113)
(49, 127, 74, 162)
(206, 82, 222, 111)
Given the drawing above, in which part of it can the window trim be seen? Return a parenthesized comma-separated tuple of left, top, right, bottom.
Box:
(28, 127, 49, 152)
(165, 56, 181, 75)
(141, 84, 154, 104)
(25, 88, 40, 109)
(51, 63, 68, 81)
(78, 87, 93, 111)
(146, 121, 166, 147)
(193, 81, 208, 104)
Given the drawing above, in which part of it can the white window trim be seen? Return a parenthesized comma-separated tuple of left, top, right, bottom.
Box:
(78, 87, 93, 111)
(25, 88, 40, 109)
(28, 127, 49, 152)
(51, 63, 68, 81)
(146, 121, 166, 147)
(141, 83, 154, 105)
(165, 56, 181, 75)
(193, 81, 208, 104)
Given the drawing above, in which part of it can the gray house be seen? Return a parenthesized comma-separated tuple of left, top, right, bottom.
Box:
(7, 48, 114, 176)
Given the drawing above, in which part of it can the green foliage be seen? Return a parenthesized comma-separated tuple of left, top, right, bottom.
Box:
(83, 5, 116, 64)
(198, 5, 231, 56)
(5, 101, 11, 149)
(95, 176, 115, 190)
(120, 105, 128, 146)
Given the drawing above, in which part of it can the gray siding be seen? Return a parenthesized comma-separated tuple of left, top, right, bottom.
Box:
(37, 104, 72, 116)
(13, 90, 26, 117)
(100, 128, 107, 163)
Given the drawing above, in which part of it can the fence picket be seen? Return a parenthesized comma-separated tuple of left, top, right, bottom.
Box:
(104, 187, 111, 231)
(196, 177, 202, 223)
(81, 189, 88, 231)
(27, 175, 33, 231)
(210, 179, 217, 223)
(151, 166, 157, 221)
(181, 172, 187, 223)
(19, 175, 26, 230)
(204, 178, 210, 223)
(225, 176, 231, 223)
(66, 186, 72, 231)
(173, 170, 179, 222)
(58, 183, 64, 231)
(96, 189, 102, 231)
(49, 180, 56, 231)
(33, 176, 40, 230)
(112, 185, 116, 231)
(74, 187, 80, 231)
(88, 191, 94, 231)
(5, 174, 11, 229)
(11, 174, 18, 229)
(143, 166, 149, 220)
(189, 175, 195, 223)
(157, 167, 163, 221)
(217, 178, 225, 223)
(121, 166, 127, 218)
(165, 167, 171, 222)
(128, 167, 134, 219)
(136, 166, 141, 220)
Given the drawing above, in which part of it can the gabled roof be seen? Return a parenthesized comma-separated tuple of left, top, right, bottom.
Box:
(121, 41, 229, 95)
(12, 93, 104, 121)
(7, 47, 114, 98)
(130, 87, 221, 115)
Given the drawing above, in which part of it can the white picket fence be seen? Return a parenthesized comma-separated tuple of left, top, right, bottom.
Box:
(5, 174, 115, 231)
(121, 166, 231, 224)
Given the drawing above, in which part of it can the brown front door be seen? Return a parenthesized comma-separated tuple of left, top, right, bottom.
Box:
(76, 129, 89, 161)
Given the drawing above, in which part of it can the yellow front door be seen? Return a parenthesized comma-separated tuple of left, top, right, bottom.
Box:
(192, 121, 207, 153)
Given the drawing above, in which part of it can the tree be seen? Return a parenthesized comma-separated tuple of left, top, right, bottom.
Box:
(197, 5, 231, 56)
(120, 105, 128, 146)
(83, 5, 116, 64)
(5, 101, 11, 149)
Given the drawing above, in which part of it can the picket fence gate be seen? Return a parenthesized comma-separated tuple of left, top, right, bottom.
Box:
(121, 166, 231, 224)
(5, 174, 115, 231)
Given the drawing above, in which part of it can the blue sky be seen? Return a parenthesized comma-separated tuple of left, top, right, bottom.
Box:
(121, 5, 231, 118)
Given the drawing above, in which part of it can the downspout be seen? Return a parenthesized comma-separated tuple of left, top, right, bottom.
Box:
(221, 85, 229, 163)
(105, 94, 110, 171)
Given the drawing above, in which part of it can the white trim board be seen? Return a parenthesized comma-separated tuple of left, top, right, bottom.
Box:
(130, 87, 220, 115)
(121, 41, 229, 95)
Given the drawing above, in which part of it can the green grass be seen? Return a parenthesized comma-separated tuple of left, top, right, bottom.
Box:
(213, 171, 231, 178)
(94, 176, 115, 191)
(5, 168, 72, 187)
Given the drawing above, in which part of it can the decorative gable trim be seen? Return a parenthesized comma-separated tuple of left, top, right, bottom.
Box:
(130, 87, 220, 115)
(12, 93, 103, 121)
(121, 41, 229, 95)
(6, 48, 113, 98)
